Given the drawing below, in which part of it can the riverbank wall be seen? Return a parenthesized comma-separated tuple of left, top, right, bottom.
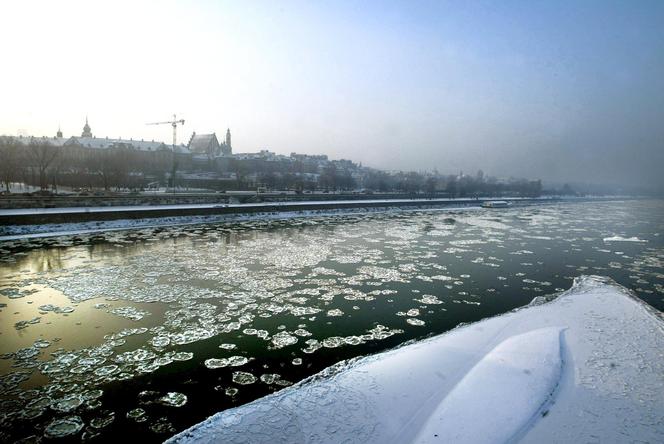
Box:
(0, 197, 554, 226)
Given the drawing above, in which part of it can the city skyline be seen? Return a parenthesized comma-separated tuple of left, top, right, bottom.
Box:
(2, 0, 663, 189)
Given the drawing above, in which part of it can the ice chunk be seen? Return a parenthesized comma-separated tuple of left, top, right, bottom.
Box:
(44, 416, 84, 439)
(232, 371, 257, 385)
(204, 358, 228, 369)
(603, 236, 647, 243)
(90, 410, 115, 429)
(127, 408, 148, 422)
(51, 394, 84, 413)
(158, 392, 188, 407)
(172, 352, 194, 361)
(270, 331, 298, 349)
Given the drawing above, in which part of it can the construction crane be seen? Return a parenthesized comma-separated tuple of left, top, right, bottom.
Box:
(146, 114, 185, 147)
(146, 114, 185, 190)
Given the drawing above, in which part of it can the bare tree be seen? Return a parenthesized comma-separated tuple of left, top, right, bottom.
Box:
(27, 139, 60, 191)
(107, 148, 133, 190)
(0, 137, 20, 192)
(425, 177, 437, 196)
(50, 147, 71, 192)
(229, 158, 248, 189)
(83, 147, 139, 191)
(86, 149, 114, 190)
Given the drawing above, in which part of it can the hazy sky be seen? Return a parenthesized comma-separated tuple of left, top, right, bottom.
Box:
(2, 0, 663, 188)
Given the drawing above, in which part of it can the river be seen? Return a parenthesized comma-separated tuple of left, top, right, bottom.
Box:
(0, 199, 662, 442)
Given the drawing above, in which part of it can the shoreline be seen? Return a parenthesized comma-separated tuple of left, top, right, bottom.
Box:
(0, 197, 551, 225)
(0, 196, 647, 240)
(0, 202, 484, 241)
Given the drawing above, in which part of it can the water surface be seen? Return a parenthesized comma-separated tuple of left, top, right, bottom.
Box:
(1, 200, 662, 442)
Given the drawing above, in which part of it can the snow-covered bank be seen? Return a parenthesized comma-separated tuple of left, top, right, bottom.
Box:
(0, 197, 540, 216)
(0, 205, 481, 240)
(0, 197, 640, 240)
(167, 276, 664, 444)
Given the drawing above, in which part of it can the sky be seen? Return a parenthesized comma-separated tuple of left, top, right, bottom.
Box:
(1, 0, 663, 189)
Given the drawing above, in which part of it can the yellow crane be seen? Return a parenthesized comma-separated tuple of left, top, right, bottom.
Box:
(146, 114, 185, 147)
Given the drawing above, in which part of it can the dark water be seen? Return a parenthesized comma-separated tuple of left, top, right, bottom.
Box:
(0, 200, 662, 442)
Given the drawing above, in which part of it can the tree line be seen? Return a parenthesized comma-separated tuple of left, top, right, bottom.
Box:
(0, 137, 542, 197)
(0, 137, 173, 193)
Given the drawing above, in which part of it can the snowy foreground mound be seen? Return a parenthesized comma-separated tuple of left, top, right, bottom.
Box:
(168, 276, 664, 444)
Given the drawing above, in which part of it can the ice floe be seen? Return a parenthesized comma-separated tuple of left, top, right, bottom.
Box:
(603, 235, 648, 243)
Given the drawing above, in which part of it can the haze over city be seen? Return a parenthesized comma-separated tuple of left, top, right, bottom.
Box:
(2, 2, 664, 443)
(2, 0, 663, 189)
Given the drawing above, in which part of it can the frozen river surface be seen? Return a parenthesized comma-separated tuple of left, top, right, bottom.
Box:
(0, 200, 662, 442)
(168, 276, 664, 444)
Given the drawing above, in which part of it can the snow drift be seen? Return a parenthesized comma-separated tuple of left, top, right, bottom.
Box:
(167, 276, 664, 444)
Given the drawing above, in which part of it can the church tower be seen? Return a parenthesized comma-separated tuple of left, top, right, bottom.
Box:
(82, 117, 92, 137)
(225, 128, 232, 150)
(56, 126, 63, 138)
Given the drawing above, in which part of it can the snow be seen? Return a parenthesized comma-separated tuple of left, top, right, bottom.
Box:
(167, 276, 664, 444)
(414, 327, 564, 444)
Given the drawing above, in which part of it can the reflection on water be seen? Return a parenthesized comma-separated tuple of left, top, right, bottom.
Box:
(0, 200, 663, 442)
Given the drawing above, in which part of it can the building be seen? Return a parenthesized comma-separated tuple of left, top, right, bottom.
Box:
(223, 128, 232, 155)
(65, 136, 170, 152)
(187, 128, 232, 159)
(64, 118, 190, 156)
(0, 119, 192, 169)
(81, 117, 92, 137)
(1, 134, 68, 148)
(187, 133, 220, 159)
